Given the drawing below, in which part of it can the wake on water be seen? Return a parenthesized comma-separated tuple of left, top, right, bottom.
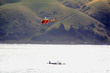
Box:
(0, 44, 110, 73)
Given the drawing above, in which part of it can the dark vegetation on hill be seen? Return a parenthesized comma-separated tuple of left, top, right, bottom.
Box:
(0, 0, 110, 44)
(32, 23, 108, 44)
(0, 0, 21, 5)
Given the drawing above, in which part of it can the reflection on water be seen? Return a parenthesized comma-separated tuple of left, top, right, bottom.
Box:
(0, 44, 110, 73)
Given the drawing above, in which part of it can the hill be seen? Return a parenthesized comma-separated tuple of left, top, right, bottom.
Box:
(79, 0, 110, 38)
(0, 0, 110, 44)
(80, 0, 110, 28)
(0, 2, 41, 41)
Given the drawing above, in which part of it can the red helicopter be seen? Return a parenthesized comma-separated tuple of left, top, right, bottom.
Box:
(41, 17, 55, 24)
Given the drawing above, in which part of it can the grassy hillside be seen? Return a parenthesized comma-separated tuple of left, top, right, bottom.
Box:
(0, 0, 21, 5)
(60, 0, 89, 9)
(0, 3, 41, 41)
(79, 0, 110, 41)
(80, 0, 110, 27)
(0, 0, 110, 44)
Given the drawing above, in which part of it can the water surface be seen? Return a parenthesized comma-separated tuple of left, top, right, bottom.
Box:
(0, 44, 110, 73)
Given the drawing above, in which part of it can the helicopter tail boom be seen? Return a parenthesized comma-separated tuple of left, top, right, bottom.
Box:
(49, 19, 55, 22)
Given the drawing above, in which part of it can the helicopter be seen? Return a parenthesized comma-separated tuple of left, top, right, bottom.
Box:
(41, 17, 55, 24)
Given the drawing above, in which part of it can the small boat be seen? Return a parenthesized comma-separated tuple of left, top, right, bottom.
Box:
(48, 61, 65, 65)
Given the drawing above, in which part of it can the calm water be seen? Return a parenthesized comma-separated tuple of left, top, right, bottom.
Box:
(0, 44, 110, 73)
